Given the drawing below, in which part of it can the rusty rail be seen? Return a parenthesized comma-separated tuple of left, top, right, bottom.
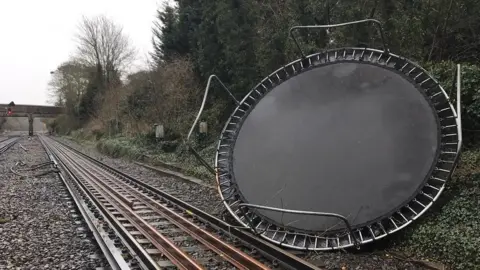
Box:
(44, 136, 271, 270)
(49, 140, 204, 270)
(77, 157, 269, 270)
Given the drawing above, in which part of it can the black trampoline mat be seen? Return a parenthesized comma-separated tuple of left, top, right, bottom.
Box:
(232, 62, 439, 232)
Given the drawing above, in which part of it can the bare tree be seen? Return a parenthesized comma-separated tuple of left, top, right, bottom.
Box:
(75, 15, 137, 86)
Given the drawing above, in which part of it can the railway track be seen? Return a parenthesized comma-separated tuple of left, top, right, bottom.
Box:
(0, 136, 20, 155)
(40, 135, 320, 270)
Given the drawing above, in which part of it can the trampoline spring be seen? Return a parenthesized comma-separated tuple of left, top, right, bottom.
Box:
(425, 184, 440, 191)
(438, 159, 454, 164)
(291, 65, 296, 73)
(437, 107, 450, 113)
(407, 67, 416, 75)
(308, 57, 312, 66)
(281, 232, 287, 243)
(419, 78, 431, 85)
(254, 89, 261, 96)
(243, 102, 252, 108)
(248, 96, 256, 102)
(413, 199, 426, 208)
(343, 49, 346, 58)
(352, 49, 356, 58)
(435, 167, 450, 173)
(276, 73, 281, 81)
(368, 227, 375, 239)
(272, 229, 279, 239)
(430, 92, 442, 98)
(238, 108, 246, 113)
(443, 143, 458, 148)
(300, 60, 304, 69)
(229, 200, 241, 207)
(442, 133, 457, 138)
(218, 173, 230, 181)
(406, 206, 417, 215)
(255, 221, 264, 229)
(400, 63, 409, 71)
(358, 231, 364, 242)
(360, 49, 366, 59)
(390, 218, 398, 228)
(378, 53, 383, 62)
(431, 176, 446, 182)
(368, 51, 374, 60)
(267, 78, 274, 85)
(260, 83, 268, 91)
(414, 72, 423, 80)
(421, 192, 434, 200)
(378, 222, 387, 234)
(336, 237, 340, 247)
(386, 56, 392, 64)
(443, 124, 457, 129)
(334, 51, 338, 59)
(397, 212, 408, 222)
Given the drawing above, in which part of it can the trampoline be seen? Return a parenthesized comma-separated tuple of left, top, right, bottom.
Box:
(187, 21, 462, 250)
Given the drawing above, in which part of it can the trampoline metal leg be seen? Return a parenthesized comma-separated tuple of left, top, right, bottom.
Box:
(238, 203, 360, 249)
(185, 74, 239, 175)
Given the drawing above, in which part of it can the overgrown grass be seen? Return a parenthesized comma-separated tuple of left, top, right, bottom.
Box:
(94, 136, 216, 181)
(392, 149, 480, 269)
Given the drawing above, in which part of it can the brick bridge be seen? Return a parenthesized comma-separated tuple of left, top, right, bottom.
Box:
(0, 104, 64, 118)
(0, 104, 64, 135)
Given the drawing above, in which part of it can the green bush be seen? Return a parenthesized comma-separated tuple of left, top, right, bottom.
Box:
(96, 138, 144, 160)
(394, 150, 480, 269)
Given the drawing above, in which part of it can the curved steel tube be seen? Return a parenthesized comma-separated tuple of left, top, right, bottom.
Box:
(456, 64, 462, 153)
(238, 203, 360, 248)
(289, 19, 389, 57)
(187, 75, 239, 142)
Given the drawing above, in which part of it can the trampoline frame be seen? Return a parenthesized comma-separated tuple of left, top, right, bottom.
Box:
(186, 20, 463, 250)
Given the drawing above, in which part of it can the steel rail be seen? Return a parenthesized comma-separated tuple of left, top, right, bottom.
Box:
(0, 137, 20, 154)
(38, 136, 128, 270)
(47, 136, 322, 270)
(65, 148, 270, 270)
(42, 138, 160, 270)
(47, 138, 204, 270)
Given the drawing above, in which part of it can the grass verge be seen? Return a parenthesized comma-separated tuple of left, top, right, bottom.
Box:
(68, 133, 216, 181)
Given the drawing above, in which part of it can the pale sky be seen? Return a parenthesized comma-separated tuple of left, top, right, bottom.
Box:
(0, 0, 168, 106)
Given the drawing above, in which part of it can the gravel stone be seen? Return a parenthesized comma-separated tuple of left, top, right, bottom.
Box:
(57, 136, 427, 269)
(0, 136, 106, 269)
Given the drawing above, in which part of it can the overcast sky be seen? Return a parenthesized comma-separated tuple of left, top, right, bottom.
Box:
(0, 0, 167, 106)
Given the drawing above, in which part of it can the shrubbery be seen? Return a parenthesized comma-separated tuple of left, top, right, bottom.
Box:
(393, 150, 480, 269)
